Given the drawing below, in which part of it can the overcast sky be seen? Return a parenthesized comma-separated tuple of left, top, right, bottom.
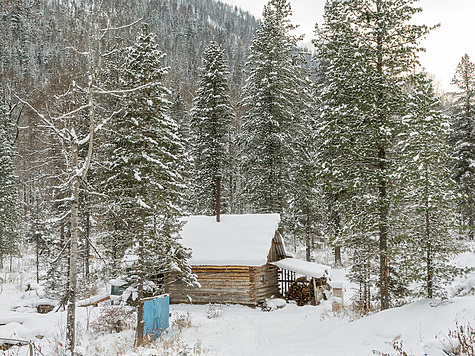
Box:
(220, 0, 475, 92)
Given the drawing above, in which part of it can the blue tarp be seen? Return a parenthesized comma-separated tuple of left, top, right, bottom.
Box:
(143, 295, 169, 341)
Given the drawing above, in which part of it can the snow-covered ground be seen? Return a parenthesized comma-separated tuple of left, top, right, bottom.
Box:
(0, 246, 474, 356)
(170, 296, 475, 356)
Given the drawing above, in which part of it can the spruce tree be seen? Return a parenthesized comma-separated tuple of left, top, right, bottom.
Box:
(0, 97, 20, 268)
(315, 0, 433, 309)
(285, 86, 322, 261)
(190, 41, 234, 215)
(451, 54, 475, 240)
(240, 0, 310, 214)
(106, 25, 196, 345)
(397, 74, 460, 298)
(170, 94, 190, 151)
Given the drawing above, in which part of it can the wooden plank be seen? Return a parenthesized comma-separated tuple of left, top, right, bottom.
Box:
(195, 285, 251, 291)
(195, 276, 250, 282)
(170, 293, 252, 303)
(168, 285, 251, 292)
(194, 274, 250, 278)
(181, 289, 249, 294)
(192, 266, 250, 273)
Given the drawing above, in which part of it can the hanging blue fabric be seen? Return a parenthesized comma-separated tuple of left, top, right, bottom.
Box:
(143, 295, 169, 341)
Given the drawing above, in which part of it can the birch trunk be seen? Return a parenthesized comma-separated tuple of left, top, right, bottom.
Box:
(66, 142, 80, 355)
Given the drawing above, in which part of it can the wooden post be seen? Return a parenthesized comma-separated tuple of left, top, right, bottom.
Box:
(312, 278, 318, 305)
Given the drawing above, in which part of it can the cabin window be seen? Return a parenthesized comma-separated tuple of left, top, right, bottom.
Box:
(260, 276, 265, 283)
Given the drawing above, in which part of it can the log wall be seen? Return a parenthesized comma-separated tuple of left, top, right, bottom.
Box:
(166, 264, 279, 305)
(166, 266, 252, 305)
(250, 265, 280, 302)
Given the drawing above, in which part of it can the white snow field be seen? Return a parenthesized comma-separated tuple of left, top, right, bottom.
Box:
(0, 248, 473, 355)
(170, 296, 475, 356)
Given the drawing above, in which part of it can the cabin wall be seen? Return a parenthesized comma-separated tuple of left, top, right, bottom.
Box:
(166, 264, 280, 305)
(250, 265, 280, 302)
(166, 266, 253, 305)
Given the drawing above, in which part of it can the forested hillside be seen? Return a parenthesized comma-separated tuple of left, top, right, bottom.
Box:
(0, 0, 258, 97)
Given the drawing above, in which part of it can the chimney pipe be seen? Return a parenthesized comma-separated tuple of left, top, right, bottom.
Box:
(216, 176, 221, 223)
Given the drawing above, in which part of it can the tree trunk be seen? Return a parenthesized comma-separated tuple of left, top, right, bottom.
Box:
(135, 236, 145, 346)
(334, 246, 342, 267)
(425, 164, 433, 298)
(329, 192, 342, 267)
(378, 145, 389, 310)
(36, 232, 40, 284)
(333, 202, 342, 267)
(305, 208, 311, 262)
(366, 261, 371, 311)
(375, 0, 389, 311)
(0, 228, 3, 269)
(66, 142, 80, 355)
(85, 199, 90, 277)
(135, 176, 146, 347)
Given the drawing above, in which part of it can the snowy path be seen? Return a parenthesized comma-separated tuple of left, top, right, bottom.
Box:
(172, 302, 346, 355)
(172, 295, 475, 356)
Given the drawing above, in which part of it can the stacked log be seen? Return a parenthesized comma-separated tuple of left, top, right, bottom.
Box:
(287, 277, 328, 306)
(287, 280, 311, 306)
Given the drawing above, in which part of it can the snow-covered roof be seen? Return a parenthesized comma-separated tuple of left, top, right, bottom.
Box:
(270, 258, 330, 278)
(180, 214, 280, 266)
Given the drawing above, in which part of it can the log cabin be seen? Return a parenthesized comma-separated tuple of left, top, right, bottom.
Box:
(165, 214, 289, 305)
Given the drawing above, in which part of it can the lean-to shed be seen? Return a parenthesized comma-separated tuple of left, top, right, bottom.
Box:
(165, 214, 288, 305)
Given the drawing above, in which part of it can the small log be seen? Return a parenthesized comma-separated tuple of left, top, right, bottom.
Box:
(79, 295, 110, 307)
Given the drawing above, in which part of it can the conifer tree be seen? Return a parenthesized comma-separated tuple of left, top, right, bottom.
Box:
(240, 0, 310, 214)
(285, 88, 322, 261)
(451, 54, 475, 240)
(170, 94, 190, 150)
(190, 41, 234, 215)
(106, 26, 196, 345)
(0, 97, 20, 268)
(315, 0, 433, 309)
(397, 74, 460, 298)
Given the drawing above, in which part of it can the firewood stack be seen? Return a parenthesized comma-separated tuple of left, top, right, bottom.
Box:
(287, 277, 328, 306)
(287, 280, 311, 306)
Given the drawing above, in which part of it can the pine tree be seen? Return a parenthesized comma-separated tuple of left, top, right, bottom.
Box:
(315, 0, 434, 309)
(0, 97, 20, 268)
(190, 41, 234, 215)
(240, 0, 309, 214)
(106, 25, 196, 345)
(397, 74, 460, 298)
(451, 54, 475, 240)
